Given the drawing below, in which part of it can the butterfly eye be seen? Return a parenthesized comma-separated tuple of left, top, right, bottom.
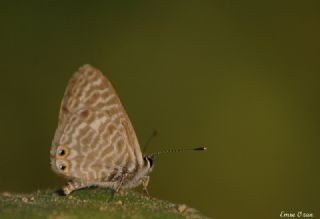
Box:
(56, 146, 69, 158)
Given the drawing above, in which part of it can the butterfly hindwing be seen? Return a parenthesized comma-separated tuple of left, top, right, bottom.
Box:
(51, 65, 143, 183)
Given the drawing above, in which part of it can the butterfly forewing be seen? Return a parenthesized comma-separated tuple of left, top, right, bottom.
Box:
(51, 65, 143, 183)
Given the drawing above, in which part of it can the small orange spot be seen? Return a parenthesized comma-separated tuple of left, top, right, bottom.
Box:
(80, 110, 89, 118)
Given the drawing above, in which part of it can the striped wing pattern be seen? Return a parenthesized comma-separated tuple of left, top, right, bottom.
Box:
(51, 65, 143, 184)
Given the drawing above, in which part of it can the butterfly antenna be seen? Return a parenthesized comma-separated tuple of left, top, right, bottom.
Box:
(148, 146, 207, 158)
(142, 130, 158, 153)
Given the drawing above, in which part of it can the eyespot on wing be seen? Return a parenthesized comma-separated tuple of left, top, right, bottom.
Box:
(56, 145, 70, 159)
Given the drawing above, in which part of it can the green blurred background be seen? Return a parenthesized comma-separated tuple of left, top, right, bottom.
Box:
(0, 1, 319, 218)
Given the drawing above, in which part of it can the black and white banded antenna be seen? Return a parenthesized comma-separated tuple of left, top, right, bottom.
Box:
(148, 146, 207, 159)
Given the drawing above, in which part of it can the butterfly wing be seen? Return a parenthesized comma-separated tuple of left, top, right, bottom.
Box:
(51, 65, 143, 183)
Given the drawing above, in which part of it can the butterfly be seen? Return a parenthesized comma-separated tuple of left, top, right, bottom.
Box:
(50, 64, 153, 196)
(50, 64, 206, 196)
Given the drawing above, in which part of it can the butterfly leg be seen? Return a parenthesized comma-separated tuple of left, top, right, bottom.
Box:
(63, 180, 87, 195)
(115, 173, 128, 193)
(109, 189, 116, 202)
(108, 173, 128, 202)
(141, 176, 150, 197)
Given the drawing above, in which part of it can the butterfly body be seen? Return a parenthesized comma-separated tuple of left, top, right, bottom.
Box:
(51, 65, 153, 195)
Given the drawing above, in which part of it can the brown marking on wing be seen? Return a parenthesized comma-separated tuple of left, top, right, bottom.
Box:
(116, 139, 125, 154)
(80, 109, 89, 119)
(107, 123, 116, 136)
(99, 143, 114, 159)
